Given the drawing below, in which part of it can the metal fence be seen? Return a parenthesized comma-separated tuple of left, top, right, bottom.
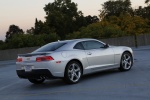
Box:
(0, 47, 39, 61)
(101, 35, 135, 47)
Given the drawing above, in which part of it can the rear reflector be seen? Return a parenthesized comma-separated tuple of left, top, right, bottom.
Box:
(36, 56, 54, 62)
(17, 58, 23, 62)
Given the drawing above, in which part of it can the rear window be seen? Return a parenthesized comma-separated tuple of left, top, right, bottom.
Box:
(34, 42, 66, 52)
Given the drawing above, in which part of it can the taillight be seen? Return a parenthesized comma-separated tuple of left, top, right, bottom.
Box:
(17, 58, 23, 62)
(36, 56, 54, 62)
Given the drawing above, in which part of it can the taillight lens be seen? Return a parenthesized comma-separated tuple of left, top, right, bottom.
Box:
(17, 58, 23, 62)
(36, 56, 54, 62)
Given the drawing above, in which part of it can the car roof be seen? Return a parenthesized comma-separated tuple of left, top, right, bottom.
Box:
(58, 38, 98, 43)
(34, 38, 105, 52)
(53, 38, 105, 51)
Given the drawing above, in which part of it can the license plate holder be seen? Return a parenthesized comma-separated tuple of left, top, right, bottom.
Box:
(24, 66, 32, 72)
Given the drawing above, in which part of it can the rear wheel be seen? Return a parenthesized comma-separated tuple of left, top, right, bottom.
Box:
(64, 61, 82, 84)
(119, 52, 133, 71)
(28, 78, 45, 84)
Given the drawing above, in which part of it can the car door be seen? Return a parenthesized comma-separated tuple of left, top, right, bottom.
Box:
(82, 40, 115, 70)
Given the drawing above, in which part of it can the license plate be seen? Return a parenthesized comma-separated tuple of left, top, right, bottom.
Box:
(24, 66, 32, 72)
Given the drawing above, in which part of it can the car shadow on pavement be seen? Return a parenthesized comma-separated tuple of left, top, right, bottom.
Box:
(81, 69, 121, 82)
(26, 69, 122, 90)
(27, 79, 66, 89)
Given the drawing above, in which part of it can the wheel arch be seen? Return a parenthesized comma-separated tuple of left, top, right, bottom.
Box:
(122, 50, 133, 60)
(64, 59, 83, 75)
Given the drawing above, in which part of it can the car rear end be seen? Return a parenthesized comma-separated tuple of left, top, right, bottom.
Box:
(16, 41, 70, 80)
(16, 52, 59, 79)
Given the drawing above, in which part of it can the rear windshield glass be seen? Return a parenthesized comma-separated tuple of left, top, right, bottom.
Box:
(34, 42, 67, 52)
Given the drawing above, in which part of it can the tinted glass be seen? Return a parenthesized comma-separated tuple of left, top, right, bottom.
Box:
(82, 40, 104, 50)
(34, 42, 66, 52)
(74, 42, 84, 50)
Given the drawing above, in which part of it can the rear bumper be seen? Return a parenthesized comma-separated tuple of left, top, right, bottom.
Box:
(16, 69, 59, 79)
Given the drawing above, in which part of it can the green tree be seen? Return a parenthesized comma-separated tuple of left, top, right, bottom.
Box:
(85, 15, 99, 25)
(26, 27, 34, 34)
(145, 0, 150, 5)
(100, 0, 133, 19)
(0, 40, 3, 45)
(5, 25, 24, 42)
(44, 0, 85, 39)
(34, 18, 48, 35)
(0, 40, 6, 50)
(107, 13, 150, 35)
(0, 40, 4, 50)
(30, 18, 55, 35)
(6, 33, 60, 49)
(67, 12, 150, 40)
(134, 6, 150, 20)
(133, 0, 150, 20)
(67, 21, 127, 39)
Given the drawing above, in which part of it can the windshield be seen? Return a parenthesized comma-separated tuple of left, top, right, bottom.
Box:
(34, 42, 67, 52)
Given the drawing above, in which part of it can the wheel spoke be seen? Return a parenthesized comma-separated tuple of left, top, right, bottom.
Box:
(122, 60, 125, 65)
(124, 62, 128, 69)
(72, 64, 75, 70)
(74, 68, 80, 72)
(127, 61, 131, 66)
(124, 60, 131, 69)
(124, 55, 127, 59)
(70, 74, 74, 81)
(68, 70, 72, 73)
(126, 56, 131, 61)
(74, 73, 79, 79)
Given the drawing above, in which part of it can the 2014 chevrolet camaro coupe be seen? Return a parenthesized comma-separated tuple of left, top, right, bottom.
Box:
(16, 39, 133, 84)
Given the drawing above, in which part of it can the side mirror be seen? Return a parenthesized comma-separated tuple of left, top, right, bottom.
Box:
(102, 44, 109, 48)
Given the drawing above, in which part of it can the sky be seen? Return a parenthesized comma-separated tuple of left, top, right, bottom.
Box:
(0, 0, 146, 41)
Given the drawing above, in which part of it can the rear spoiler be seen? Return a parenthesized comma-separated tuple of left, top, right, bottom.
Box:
(18, 52, 51, 57)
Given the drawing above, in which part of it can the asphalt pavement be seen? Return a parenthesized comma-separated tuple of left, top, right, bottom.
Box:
(0, 46, 150, 100)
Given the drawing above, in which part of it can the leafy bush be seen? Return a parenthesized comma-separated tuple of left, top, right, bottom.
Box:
(1, 33, 60, 50)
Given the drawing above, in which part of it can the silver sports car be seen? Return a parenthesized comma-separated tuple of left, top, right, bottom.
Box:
(16, 39, 133, 84)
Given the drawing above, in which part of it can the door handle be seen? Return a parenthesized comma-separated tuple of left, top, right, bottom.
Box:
(87, 52, 92, 55)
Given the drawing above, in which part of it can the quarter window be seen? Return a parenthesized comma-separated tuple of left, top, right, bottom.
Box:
(74, 42, 84, 50)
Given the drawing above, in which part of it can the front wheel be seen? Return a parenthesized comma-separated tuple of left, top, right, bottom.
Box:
(119, 52, 133, 71)
(64, 61, 82, 84)
(28, 78, 45, 84)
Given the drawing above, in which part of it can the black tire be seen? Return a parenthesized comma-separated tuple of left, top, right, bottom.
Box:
(64, 61, 82, 84)
(119, 52, 133, 71)
(28, 78, 45, 84)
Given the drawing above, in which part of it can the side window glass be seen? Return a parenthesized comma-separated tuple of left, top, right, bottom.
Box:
(73, 42, 84, 50)
(82, 41, 104, 50)
(81, 41, 88, 50)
